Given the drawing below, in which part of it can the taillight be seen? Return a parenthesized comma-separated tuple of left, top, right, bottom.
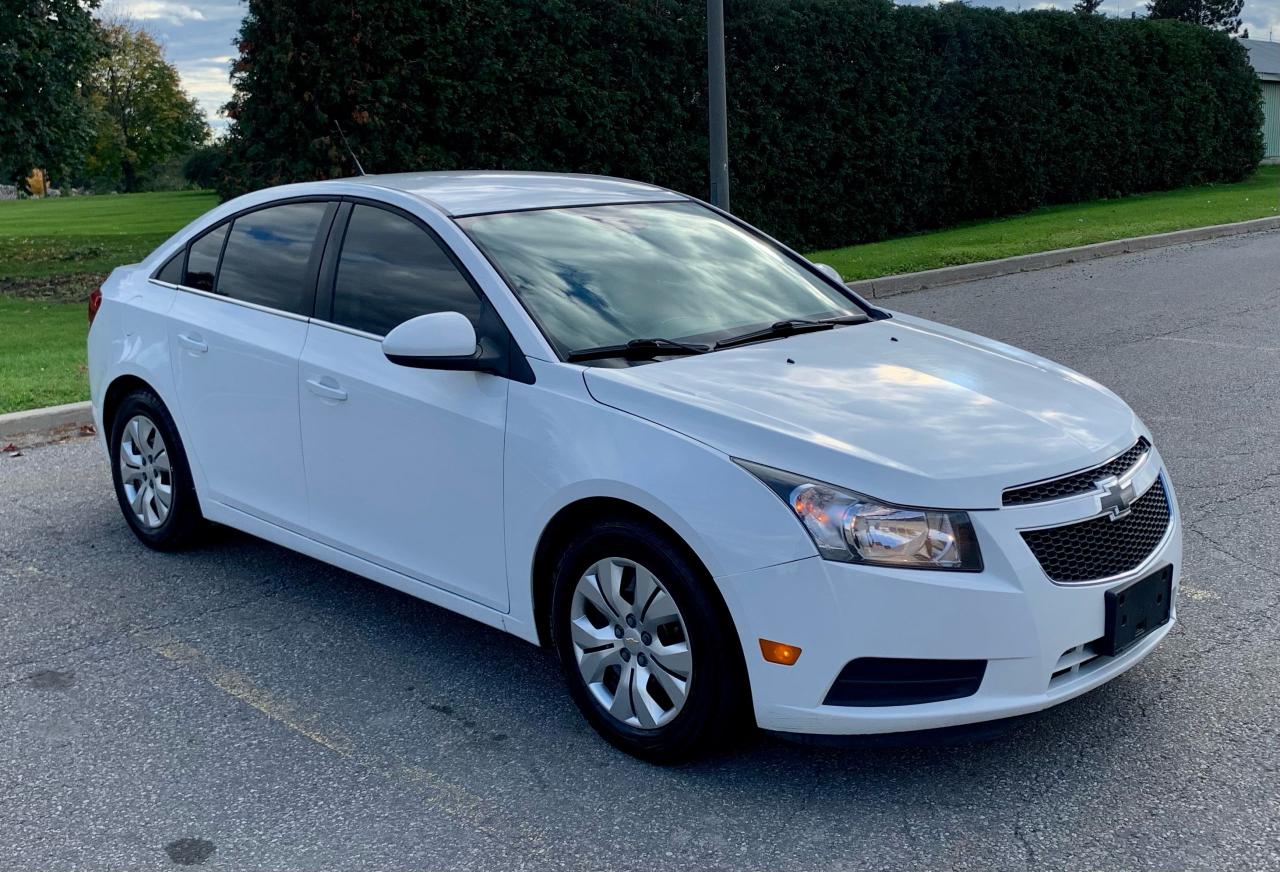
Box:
(88, 287, 102, 324)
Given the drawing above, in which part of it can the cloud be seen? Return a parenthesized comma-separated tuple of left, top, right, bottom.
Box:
(180, 62, 234, 123)
(108, 1, 207, 25)
(1241, 4, 1280, 38)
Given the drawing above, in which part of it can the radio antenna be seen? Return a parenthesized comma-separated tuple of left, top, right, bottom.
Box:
(332, 119, 368, 176)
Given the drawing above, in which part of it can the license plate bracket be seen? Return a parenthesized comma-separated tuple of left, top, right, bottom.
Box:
(1100, 565, 1173, 657)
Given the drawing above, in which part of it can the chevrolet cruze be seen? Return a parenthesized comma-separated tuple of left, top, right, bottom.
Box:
(87, 172, 1180, 761)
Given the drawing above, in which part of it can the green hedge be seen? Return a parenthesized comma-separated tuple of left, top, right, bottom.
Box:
(220, 0, 1263, 250)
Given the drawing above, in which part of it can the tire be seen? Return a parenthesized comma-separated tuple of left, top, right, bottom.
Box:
(108, 388, 204, 551)
(550, 518, 749, 763)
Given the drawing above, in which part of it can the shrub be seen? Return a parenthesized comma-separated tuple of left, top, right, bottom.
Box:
(220, 0, 1263, 249)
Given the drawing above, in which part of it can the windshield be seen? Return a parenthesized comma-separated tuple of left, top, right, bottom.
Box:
(457, 201, 866, 358)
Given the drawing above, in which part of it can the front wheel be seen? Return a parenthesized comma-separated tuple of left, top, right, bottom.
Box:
(550, 519, 748, 762)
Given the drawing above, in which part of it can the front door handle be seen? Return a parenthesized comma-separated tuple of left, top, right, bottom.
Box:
(177, 332, 208, 354)
(305, 376, 348, 402)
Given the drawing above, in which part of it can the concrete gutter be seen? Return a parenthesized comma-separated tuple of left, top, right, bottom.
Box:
(846, 215, 1280, 299)
(0, 401, 94, 448)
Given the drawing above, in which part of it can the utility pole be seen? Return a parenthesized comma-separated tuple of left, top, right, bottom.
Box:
(707, 0, 730, 211)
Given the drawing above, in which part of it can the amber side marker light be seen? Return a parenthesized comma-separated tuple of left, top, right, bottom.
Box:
(759, 639, 803, 665)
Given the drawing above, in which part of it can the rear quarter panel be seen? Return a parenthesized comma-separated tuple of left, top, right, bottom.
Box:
(88, 267, 184, 467)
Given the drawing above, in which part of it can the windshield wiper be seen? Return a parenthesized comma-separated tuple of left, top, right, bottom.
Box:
(566, 337, 711, 363)
(714, 314, 868, 350)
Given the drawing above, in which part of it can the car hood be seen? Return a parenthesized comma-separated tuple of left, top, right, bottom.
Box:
(582, 313, 1144, 509)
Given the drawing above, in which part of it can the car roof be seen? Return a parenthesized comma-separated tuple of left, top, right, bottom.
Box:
(336, 170, 689, 217)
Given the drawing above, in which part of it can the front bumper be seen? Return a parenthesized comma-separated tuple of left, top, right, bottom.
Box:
(717, 459, 1181, 735)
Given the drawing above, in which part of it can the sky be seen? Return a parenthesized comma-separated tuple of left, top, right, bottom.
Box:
(103, 0, 1280, 137)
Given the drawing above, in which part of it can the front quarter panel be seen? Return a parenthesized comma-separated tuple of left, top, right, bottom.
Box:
(501, 359, 816, 643)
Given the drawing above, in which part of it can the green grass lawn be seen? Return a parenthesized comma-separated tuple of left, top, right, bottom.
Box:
(0, 190, 216, 416)
(0, 189, 217, 280)
(0, 297, 89, 416)
(810, 166, 1280, 280)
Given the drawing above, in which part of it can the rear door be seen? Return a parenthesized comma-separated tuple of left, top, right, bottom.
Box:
(297, 201, 510, 610)
(169, 199, 335, 528)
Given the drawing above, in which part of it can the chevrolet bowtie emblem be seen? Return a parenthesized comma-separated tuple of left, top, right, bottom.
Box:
(1097, 476, 1136, 521)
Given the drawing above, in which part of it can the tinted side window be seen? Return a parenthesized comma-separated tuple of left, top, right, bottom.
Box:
(332, 205, 482, 336)
(216, 202, 329, 315)
(184, 223, 228, 292)
(155, 250, 184, 284)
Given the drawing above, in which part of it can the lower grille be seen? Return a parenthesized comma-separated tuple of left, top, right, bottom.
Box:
(1022, 477, 1171, 583)
(1049, 641, 1104, 688)
(823, 658, 987, 707)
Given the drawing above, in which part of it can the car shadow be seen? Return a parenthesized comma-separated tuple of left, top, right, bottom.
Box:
(177, 522, 1178, 826)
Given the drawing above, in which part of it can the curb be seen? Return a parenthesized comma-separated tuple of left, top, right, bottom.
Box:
(845, 214, 1280, 299)
(0, 401, 94, 447)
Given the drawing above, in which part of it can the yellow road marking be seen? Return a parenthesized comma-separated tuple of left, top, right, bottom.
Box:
(151, 639, 551, 854)
(1179, 583, 1218, 602)
(155, 640, 355, 757)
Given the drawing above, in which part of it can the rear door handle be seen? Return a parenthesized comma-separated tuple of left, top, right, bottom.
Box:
(177, 332, 208, 354)
(305, 376, 348, 402)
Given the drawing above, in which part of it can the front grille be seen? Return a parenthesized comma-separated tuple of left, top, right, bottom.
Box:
(1021, 477, 1171, 583)
(1003, 438, 1150, 506)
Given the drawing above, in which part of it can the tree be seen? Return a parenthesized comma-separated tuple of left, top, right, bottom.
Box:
(85, 21, 207, 191)
(1146, 0, 1245, 34)
(0, 0, 103, 188)
(1073, 0, 1105, 14)
(182, 142, 226, 189)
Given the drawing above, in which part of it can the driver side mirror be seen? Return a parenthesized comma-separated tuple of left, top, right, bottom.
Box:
(383, 311, 483, 371)
(813, 262, 843, 284)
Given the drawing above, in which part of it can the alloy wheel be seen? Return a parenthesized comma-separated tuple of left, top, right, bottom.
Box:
(569, 557, 693, 729)
(118, 414, 172, 529)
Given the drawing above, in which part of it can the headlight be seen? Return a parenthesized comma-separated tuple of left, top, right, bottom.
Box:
(738, 460, 982, 570)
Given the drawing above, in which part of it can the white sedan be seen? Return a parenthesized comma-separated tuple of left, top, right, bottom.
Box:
(87, 172, 1180, 761)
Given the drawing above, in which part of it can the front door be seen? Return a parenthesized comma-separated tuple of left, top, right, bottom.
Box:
(298, 203, 510, 610)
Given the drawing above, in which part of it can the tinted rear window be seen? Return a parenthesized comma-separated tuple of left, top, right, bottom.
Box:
(184, 224, 227, 292)
(331, 204, 482, 336)
(215, 202, 329, 315)
(155, 250, 184, 284)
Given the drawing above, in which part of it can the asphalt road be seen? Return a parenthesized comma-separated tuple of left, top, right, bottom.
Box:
(3, 230, 1279, 871)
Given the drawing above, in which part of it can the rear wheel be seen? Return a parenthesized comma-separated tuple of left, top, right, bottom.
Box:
(550, 518, 748, 762)
(109, 389, 204, 550)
